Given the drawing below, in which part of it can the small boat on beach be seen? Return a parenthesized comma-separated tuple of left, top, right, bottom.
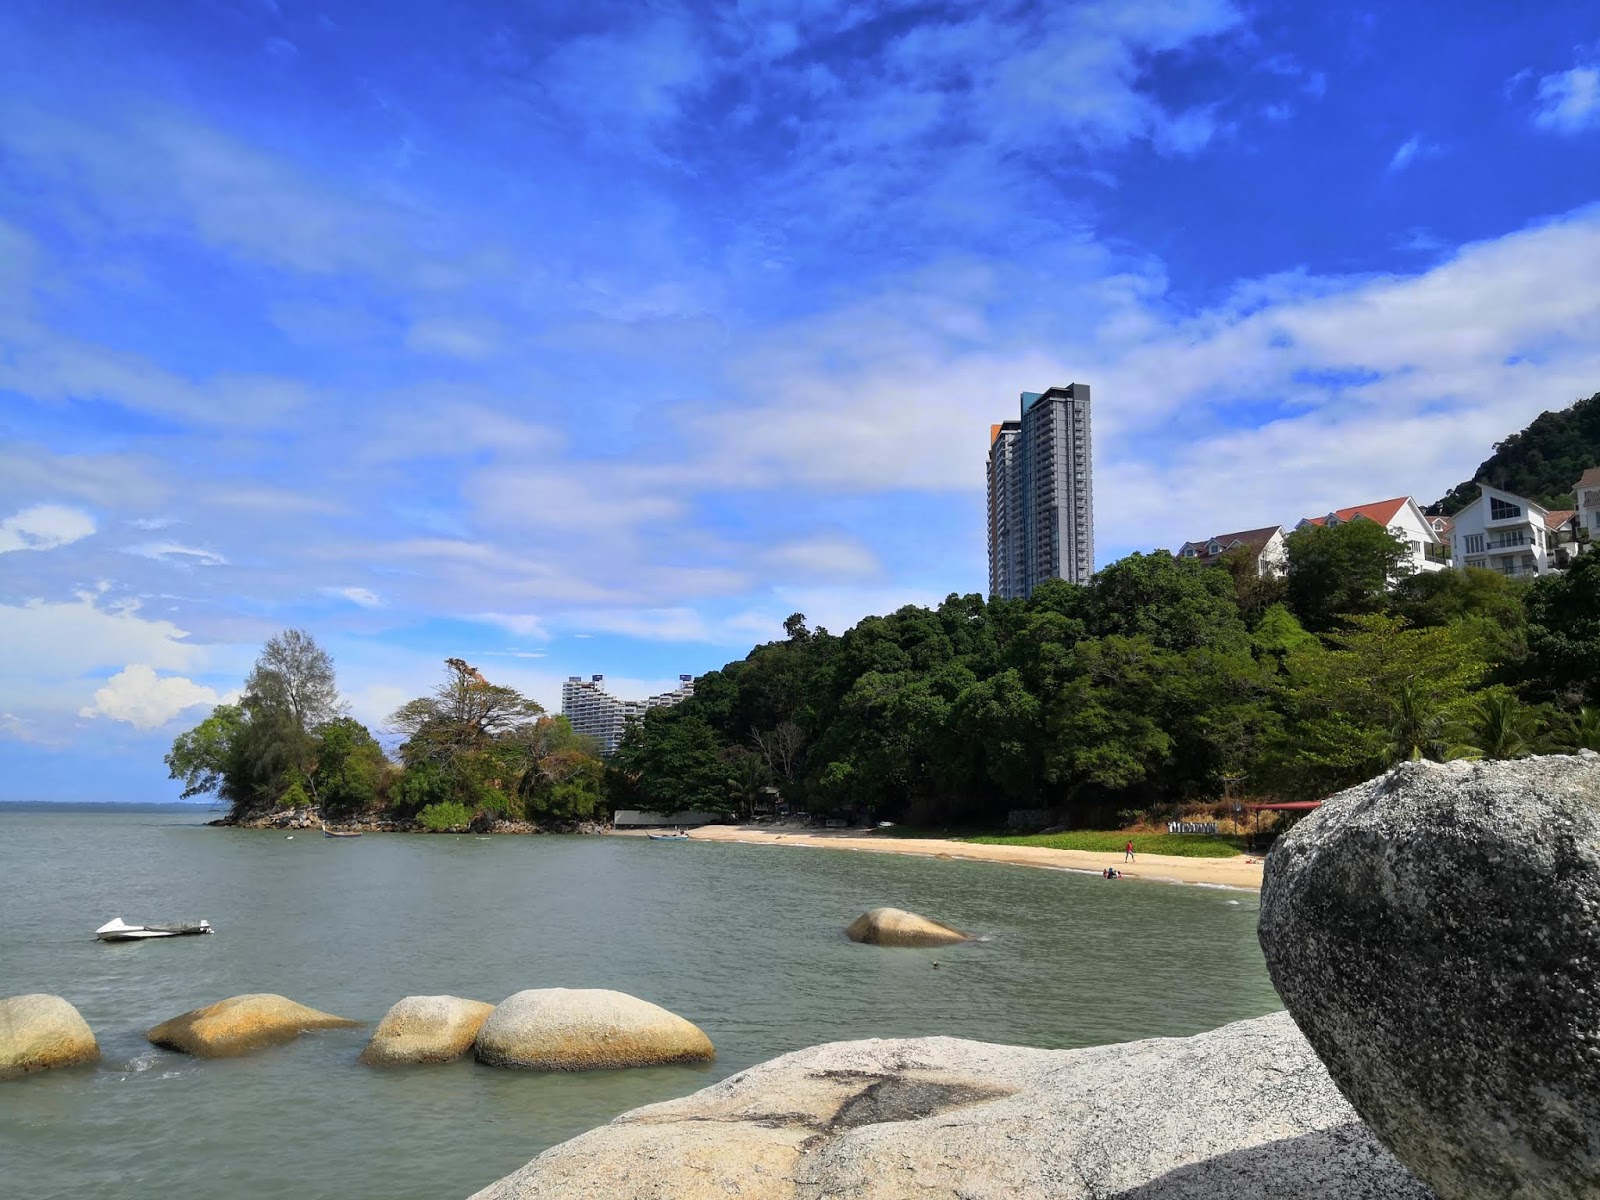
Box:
(96, 917, 214, 942)
(647, 831, 691, 841)
(322, 827, 362, 838)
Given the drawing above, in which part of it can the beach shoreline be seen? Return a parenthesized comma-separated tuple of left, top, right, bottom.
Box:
(617, 824, 1265, 890)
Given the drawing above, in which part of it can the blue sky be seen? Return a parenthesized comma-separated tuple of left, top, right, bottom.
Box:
(4, 1, 1600, 800)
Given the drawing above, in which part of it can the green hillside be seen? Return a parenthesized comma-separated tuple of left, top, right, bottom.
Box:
(1431, 391, 1600, 515)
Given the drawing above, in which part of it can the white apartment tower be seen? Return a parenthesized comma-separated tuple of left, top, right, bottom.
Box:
(986, 384, 1094, 598)
(561, 674, 695, 756)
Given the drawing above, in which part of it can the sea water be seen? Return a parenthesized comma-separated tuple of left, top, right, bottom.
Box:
(0, 806, 1281, 1200)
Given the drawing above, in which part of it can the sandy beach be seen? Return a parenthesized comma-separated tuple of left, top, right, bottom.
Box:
(641, 824, 1265, 890)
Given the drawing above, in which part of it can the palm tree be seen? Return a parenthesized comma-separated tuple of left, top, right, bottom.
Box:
(1387, 679, 1446, 764)
(1557, 707, 1600, 753)
(1453, 692, 1541, 761)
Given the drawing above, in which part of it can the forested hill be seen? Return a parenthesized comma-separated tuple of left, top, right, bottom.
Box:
(1431, 391, 1600, 515)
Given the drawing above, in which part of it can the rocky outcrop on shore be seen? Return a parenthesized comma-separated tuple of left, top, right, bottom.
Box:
(0, 994, 99, 1078)
(212, 809, 608, 835)
(467, 1010, 1432, 1199)
(148, 993, 363, 1057)
(360, 995, 494, 1066)
(1260, 753, 1600, 1200)
(474, 989, 715, 1071)
(845, 906, 971, 947)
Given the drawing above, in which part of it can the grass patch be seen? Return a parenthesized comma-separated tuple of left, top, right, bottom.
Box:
(962, 830, 1246, 858)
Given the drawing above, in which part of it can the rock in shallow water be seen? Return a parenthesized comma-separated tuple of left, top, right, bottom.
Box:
(360, 995, 494, 1066)
(1259, 753, 1600, 1200)
(0, 994, 99, 1078)
(147, 993, 362, 1057)
(474, 989, 714, 1071)
(844, 907, 970, 947)
(466, 1011, 1430, 1199)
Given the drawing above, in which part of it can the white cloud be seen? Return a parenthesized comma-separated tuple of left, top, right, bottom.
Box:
(126, 542, 229, 567)
(78, 664, 225, 731)
(764, 535, 881, 580)
(475, 612, 551, 639)
(1387, 134, 1441, 172)
(326, 586, 382, 607)
(563, 607, 715, 642)
(404, 317, 506, 360)
(0, 590, 201, 678)
(1533, 64, 1600, 134)
(0, 504, 95, 553)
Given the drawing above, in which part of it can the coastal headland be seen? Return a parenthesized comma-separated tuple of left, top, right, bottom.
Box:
(622, 823, 1266, 890)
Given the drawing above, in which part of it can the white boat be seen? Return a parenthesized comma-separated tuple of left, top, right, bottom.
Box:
(647, 832, 690, 841)
(95, 917, 214, 941)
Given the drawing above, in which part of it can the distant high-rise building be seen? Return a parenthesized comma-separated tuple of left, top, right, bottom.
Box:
(986, 420, 1023, 598)
(561, 674, 695, 756)
(986, 383, 1093, 597)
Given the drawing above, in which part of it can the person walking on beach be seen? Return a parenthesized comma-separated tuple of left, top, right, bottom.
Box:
(1124, 839, 1135, 863)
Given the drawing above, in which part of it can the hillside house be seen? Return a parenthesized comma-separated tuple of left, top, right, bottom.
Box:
(1449, 485, 1563, 578)
(1295, 497, 1450, 576)
(1175, 526, 1288, 577)
(1577, 467, 1600, 547)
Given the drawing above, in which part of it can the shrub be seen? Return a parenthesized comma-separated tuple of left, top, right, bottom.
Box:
(417, 800, 473, 832)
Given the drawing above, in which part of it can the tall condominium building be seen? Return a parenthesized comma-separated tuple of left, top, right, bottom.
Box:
(986, 383, 1094, 598)
(560, 674, 695, 756)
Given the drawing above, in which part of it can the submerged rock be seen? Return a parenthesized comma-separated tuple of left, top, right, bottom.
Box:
(360, 995, 494, 1066)
(147, 993, 362, 1057)
(1260, 754, 1600, 1200)
(845, 906, 970, 947)
(474, 989, 714, 1071)
(466, 1011, 1431, 1199)
(0, 994, 99, 1078)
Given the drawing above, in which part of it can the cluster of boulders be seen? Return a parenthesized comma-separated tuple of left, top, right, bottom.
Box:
(2, 988, 715, 1077)
(212, 811, 613, 834)
(3, 903, 963, 1082)
(470, 753, 1599, 1199)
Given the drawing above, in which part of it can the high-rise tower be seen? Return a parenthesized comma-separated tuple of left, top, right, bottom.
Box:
(986, 383, 1093, 597)
(986, 420, 1024, 599)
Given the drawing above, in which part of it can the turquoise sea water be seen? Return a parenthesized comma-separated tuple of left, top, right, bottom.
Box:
(0, 806, 1281, 1199)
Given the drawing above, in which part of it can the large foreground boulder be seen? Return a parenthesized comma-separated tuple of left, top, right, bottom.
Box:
(467, 1010, 1431, 1199)
(360, 995, 494, 1066)
(0, 994, 99, 1078)
(1260, 754, 1600, 1200)
(148, 993, 362, 1057)
(845, 907, 970, 947)
(474, 989, 714, 1071)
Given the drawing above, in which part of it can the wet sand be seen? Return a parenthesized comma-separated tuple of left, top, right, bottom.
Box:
(641, 824, 1265, 890)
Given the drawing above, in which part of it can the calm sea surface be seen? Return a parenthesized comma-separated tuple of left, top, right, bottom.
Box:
(0, 806, 1281, 1200)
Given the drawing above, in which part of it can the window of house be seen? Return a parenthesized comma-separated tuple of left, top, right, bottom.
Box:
(1410, 540, 1421, 554)
(1463, 533, 1485, 554)
(1466, 557, 1486, 569)
(1489, 497, 1522, 521)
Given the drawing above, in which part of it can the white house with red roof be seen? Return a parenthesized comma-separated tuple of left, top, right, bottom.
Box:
(1449, 485, 1565, 578)
(1295, 496, 1450, 576)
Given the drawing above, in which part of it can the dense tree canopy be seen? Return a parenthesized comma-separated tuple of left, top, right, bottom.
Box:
(609, 544, 1596, 827)
(1433, 391, 1600, 515)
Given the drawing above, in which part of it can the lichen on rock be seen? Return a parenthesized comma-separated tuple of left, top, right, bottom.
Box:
(0, 994, 99, 1079)
(844, 907, 970, 947)
(147, 993, 362, 1057)
(474, 988, 714, 1071)
(360, 995, 494, 1066)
